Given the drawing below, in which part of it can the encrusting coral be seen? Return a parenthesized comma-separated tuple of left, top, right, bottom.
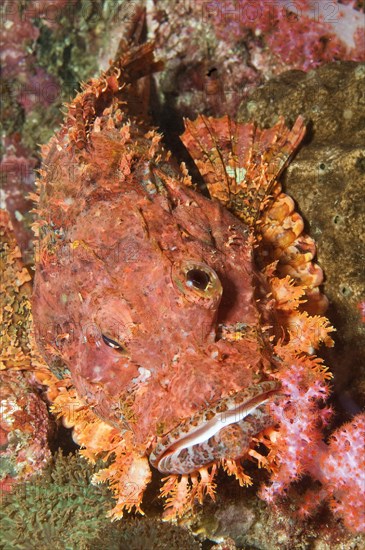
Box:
(1, 448, 201, 550)
(0, 451, 128, 550)
(93, 517, 201, 550)
(0, 210, 51, 492)
(149, 0, 364, 120)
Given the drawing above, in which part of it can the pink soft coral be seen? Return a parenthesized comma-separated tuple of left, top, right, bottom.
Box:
(304, 413, 365, 533)
(260, 355, 365, 533)
(260, 359, 332, 500)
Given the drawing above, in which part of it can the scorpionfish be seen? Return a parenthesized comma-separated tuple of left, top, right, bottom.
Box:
(32, 40, 333, 518)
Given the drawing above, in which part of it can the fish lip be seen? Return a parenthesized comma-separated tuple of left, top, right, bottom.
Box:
(149, 380, 281, 474)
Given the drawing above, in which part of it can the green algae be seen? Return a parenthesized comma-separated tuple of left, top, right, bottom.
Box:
(35, 0, 125, 104)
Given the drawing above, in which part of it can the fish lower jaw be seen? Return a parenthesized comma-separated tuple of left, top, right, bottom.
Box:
(149, 380, 281, 475)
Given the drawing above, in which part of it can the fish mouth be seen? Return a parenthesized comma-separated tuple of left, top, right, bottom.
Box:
(149, 380, 281, 475)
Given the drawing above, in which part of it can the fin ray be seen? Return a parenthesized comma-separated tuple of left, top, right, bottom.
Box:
(181, 115, 306, 227)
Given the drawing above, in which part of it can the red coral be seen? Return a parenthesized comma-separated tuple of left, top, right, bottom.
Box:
(1, 1, 67, 257)
(18, 67, 60, 113)
(208, 0, 364, 71)
(150, 0, 364, 121)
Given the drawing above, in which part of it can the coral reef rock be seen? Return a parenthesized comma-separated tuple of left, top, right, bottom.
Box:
(239, 61, 365, 412)
(0, 210, 51, 492)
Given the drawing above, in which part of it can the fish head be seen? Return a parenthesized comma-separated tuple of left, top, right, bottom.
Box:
(33, 129, 278, 475)
(34, 169, 276, 470)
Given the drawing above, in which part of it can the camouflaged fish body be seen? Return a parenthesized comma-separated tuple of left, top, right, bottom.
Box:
(32, 40, 332, 516)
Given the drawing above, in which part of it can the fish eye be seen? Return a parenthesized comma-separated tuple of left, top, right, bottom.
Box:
(173, 260, 223, 307)
(186, 268, 211, 291)
(102, 334, 125, 352)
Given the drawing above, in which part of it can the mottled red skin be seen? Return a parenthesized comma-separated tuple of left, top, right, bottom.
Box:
(33, 62, 273, 449)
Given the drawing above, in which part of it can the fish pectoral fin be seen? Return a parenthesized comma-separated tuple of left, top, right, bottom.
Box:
(181, 115, 306, 228)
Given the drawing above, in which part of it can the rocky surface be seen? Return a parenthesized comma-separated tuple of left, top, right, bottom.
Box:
(239, 61, 365, 418)
(189, 480, 365, 549)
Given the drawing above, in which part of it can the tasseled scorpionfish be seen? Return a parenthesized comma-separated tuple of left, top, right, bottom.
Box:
(32, 40, 332, 517)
